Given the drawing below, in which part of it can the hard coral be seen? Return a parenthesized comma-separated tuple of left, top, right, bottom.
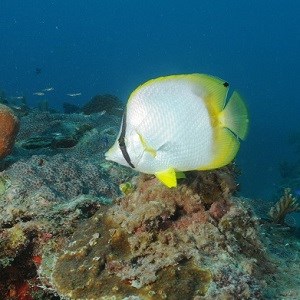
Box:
(49, 169, 271, 299)
(0, 104, 19, 159)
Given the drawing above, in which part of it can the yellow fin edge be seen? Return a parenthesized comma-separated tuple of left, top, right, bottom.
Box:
(198, 127, 240, 170)
(199, 90, 249, 170)
(219, 91, 249, 140)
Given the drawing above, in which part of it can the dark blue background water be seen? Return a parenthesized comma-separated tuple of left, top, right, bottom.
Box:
(0, 1, 299, 200)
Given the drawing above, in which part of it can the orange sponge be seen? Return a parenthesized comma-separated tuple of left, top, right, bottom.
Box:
(0, 104, 19, 159)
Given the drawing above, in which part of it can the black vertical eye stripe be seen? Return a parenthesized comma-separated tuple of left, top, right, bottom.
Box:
(118, 108, 135, 168)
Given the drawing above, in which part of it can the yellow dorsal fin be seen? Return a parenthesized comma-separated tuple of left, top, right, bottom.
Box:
(190, 74, 229, 114)
(155, 168, 177, 188)
(138, 133, 157, 157)
(218, 91, 249, 140)
(128, 74, 229, 118)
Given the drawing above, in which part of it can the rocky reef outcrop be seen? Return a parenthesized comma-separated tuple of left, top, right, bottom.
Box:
(46, 169, 273, 299)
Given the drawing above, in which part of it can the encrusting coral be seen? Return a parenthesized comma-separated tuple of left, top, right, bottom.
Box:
(0, 104, 19, 159)
(268, 188, 300, 224)
(48, 167, 273, 300)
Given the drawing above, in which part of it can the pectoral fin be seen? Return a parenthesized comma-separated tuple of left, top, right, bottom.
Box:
(138, 132, 157, 157)
(155, 168, 177, 188)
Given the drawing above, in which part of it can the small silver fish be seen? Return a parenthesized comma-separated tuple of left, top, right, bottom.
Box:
(43, 87, 55, 92)
(67, 93, 82, 97)
(33, 92, 45, 96)
(10, 105, 23, 111)
(11, 96, 24, 100)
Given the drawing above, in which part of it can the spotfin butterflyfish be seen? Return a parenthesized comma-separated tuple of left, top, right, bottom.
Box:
(105, 73, 249, 188)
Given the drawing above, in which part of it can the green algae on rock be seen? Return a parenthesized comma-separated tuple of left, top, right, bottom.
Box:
(49, 169, 271, 299)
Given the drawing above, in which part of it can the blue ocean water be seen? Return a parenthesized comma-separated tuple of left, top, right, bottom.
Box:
(0, 0, 299, 200)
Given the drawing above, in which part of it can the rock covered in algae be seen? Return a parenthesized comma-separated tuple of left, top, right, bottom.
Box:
(49, 168, 272, 299)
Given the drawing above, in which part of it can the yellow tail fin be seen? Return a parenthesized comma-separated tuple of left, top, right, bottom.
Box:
(219, 91, 249, 140)
(199, 90, 249, 170)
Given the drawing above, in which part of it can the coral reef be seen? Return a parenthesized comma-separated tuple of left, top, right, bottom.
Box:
(15, 110, 118, 147)
(0, 109, 135, 299)
(2, 154, 119, 205)
(0, 104, 299, 299)
(81, 94, 124, 116)
(62, 94, 124, 116)
(239, 195, 300, 299)
(0, 104, 19, 159)
(47, 169, 272, 299)
(256, 220, 300, 299)
(63, 102, 81, 114)
(0, 110, 134, 228)
(268, 188, 300, 224)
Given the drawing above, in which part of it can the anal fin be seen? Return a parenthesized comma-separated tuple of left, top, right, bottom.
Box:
(155, 168, 177, 188)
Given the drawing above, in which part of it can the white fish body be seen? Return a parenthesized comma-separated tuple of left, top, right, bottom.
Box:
(106, 74, 249, 188)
